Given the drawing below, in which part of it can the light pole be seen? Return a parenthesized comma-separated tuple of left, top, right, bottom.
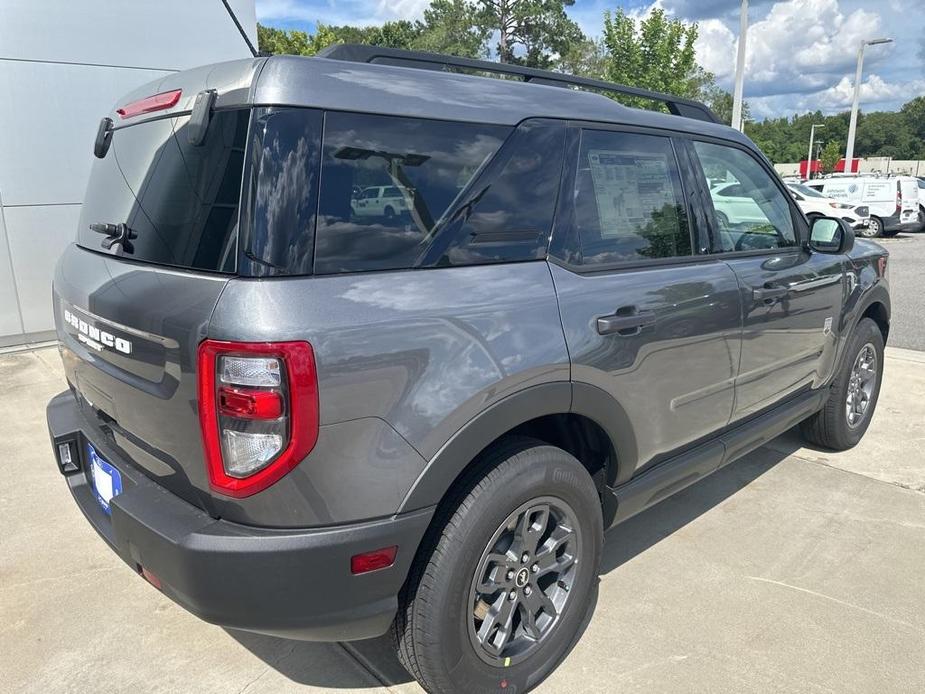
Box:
(844, 37, 893, 175)
(731, 0, 749, 131)
(807, 123, 825, 180)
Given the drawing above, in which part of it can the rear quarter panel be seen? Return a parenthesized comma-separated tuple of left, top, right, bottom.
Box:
(208, 262, 570, 525)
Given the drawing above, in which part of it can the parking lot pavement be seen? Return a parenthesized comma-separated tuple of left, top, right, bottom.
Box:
(876, 232, 925, 352)
(3, 346, 924, 693)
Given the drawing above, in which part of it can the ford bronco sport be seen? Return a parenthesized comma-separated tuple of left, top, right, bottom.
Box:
(47, 46, 890, 693)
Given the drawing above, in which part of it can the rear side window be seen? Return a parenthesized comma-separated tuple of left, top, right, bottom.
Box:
(78, 109, 248, 273)
(314, 112, 510, 274)
(238, 107, 323, 277)
(572, 130, 692, 265)
(419, 121, 566, 267)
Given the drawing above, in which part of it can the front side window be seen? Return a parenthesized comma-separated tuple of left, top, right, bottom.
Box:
(572, 130, 692, 266)
(314, 112, 510, 274)
(692, 141, 797, 252)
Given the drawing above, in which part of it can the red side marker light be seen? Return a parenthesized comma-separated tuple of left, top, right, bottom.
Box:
(117, 89, 182, 119)
(139, 566, 162, 590)
(351, 546, 398, 575)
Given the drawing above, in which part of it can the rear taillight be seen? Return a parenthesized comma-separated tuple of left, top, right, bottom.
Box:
(198, 340, 319, 498)
(116, 89, 182, 119)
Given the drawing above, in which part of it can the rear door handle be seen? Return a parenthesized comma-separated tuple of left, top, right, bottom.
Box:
(597, 309, 657, 336)
(752, 286, 789, 302)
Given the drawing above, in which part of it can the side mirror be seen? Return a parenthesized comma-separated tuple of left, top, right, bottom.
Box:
(808, 216, 854, 255)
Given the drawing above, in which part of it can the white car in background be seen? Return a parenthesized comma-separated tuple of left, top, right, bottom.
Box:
(787, 183, 870, 234)
(351, 185, 410, 218)
(709, 182, 771, 226)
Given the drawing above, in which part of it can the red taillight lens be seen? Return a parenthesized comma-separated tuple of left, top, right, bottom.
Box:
(198, 340, 319, 498)
(351, 546, 398, 575)
(116, 89, 182, 119)
(218, 386, 283, 419)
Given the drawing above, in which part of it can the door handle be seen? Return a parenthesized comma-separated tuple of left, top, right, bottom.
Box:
(752, 286, 789, 302)
(597, 308, 657, 336)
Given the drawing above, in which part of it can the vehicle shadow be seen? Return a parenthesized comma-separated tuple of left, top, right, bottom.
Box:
(228, 431, 808, 689)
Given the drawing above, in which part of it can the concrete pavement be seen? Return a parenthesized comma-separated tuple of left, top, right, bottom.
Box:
(2, 345, 924, 693)
(877, 233, 925, 352)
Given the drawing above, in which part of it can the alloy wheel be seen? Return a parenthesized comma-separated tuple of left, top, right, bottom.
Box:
(846, 342, 877, 428)
(468, 497, 581, 666)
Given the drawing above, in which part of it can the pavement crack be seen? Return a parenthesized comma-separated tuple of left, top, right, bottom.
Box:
(747, 576, 924, 634)
(787, 453, 925, 496)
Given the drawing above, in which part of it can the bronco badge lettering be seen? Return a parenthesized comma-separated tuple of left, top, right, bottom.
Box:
(63, 309, 132, 355)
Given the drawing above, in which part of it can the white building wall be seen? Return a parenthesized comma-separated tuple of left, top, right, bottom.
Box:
(0, 0, 256, 346)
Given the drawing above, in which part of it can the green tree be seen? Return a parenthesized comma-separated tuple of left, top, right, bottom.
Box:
(415, 0, 489, 58)
(819, 140, 842, 173)
(556, 36, 607, 78)
(257, 24, 313, 55)
(601, 8, 701, 102)
(474, 0, 583, 67)
(702, 85, 750, 126)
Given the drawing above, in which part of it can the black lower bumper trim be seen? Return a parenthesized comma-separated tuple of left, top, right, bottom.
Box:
(47, 390, 434, 641)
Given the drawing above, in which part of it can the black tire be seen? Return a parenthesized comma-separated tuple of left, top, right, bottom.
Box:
(800, 317, 884, 450)
(384, 205, 396, 219)
(861, 216, 883, 238)
(393, 437, 603, 694)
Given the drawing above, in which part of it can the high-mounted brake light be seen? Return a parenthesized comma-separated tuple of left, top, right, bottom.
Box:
(198, 340, 319, 498)
(116, 89, 182, 119)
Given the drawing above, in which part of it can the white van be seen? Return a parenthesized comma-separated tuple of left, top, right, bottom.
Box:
(807, 176, 921, 237)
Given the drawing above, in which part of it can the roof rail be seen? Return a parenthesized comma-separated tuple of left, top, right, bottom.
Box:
(316, 44, 721, 124)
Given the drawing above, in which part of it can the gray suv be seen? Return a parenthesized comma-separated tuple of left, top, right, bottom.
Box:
(46, 46, 890, 693)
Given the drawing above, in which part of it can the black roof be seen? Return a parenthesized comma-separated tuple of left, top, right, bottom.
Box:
(252, 49, 749, 145)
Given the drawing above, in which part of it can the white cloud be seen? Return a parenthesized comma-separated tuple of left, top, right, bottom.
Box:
(748, 74, 925, 117)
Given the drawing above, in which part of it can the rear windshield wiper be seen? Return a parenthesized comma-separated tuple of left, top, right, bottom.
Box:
(90, 222, 137, 253)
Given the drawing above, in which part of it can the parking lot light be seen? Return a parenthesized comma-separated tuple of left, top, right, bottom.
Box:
(808, 124, 825, 180)
(844, 37, 893, 175)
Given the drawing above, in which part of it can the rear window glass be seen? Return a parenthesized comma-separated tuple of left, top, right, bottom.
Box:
(314, 112, 510, 274)
(77, 109, 248, 273)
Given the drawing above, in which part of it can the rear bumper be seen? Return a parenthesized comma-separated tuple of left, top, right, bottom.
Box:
(46, 390, 433, 641)
(880, 211, 920, 233)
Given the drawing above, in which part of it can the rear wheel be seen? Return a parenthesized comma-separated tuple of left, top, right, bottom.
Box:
(800, 317, 884, 450)
(393, 438, 602, 694)
(384, 205, 396, 219)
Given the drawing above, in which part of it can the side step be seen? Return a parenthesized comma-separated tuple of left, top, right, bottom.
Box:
(607, 388, 827, 527)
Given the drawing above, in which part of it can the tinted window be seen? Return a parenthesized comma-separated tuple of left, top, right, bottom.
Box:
(573, 130, 691, 265)
(78, 109, 248, 272)
(238, 107, 323, 278)
(421, 122, 566, 266)
(692, 141, 796, 252)
(717, 183, 745, 197)
(314, 112, 510, 274)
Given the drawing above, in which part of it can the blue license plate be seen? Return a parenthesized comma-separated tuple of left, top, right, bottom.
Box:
(88, 443, 123, 514)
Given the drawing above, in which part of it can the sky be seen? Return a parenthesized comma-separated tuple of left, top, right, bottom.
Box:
(254, 0, 925, 120)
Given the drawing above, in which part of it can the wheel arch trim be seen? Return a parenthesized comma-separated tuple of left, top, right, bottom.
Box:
(396, 382, 638, 514)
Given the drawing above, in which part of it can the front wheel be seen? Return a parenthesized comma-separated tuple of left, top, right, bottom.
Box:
(860, 217, 882, 238)
(800, 317, 884, 450)
(393, 438, 602, 693)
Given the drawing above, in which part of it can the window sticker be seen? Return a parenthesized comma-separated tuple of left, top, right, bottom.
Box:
(587, 151, 676, 238)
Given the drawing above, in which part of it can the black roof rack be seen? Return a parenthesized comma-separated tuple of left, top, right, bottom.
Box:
(317, 44, 720, 125)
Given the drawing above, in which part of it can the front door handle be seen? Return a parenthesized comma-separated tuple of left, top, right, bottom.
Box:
(597, 309, 657, 336)
(752, 286, 789, 302)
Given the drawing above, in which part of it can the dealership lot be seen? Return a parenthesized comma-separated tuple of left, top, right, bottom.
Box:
(878, 232, 925, 352)
(2, 344, 924, 693)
